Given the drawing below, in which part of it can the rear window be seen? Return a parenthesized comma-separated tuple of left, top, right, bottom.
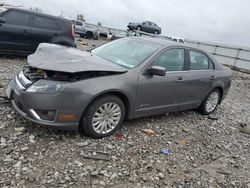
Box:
(2, 10, 30, 26)
(33, 16, 58, 30)
(179, 39, 184, 43)
(189, 50, 214, 70)
(75, 21, 83, 26)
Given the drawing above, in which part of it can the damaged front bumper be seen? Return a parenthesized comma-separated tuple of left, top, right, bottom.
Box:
(6, 71, 88, 131)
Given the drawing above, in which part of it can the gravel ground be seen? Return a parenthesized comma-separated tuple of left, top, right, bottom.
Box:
(0, 39, 250, 188)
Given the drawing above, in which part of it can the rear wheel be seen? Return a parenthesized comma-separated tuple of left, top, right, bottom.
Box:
(154, 30, 159, 35)
(81, 95, 125, 138)
(199, 88, 221, 115)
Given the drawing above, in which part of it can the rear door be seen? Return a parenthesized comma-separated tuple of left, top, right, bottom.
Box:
(0, 9, 33, 53)
(31, 15, 60, 49)
(182, 49, 216, 103)
(148, 22, 157, 33)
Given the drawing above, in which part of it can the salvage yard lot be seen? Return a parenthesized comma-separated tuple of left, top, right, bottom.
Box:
(0, 39, 249, 187)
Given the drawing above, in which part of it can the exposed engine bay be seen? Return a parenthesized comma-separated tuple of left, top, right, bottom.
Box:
(23, 64, 121, 82)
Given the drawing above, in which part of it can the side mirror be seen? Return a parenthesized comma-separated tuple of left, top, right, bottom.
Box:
(0, 17, 5, 24)
(148, 66, 166, 76)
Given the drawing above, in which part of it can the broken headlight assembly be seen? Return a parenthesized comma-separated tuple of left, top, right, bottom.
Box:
(26, 80, 68, 93)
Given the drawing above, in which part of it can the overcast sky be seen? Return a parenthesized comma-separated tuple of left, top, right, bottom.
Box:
(2, 0, 250, 47)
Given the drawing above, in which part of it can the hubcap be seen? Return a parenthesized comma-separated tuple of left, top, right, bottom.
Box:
(206, 91, 219, 112)
(92, 102, 121, 134)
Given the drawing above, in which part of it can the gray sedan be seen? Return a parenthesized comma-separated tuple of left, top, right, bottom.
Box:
(6, 37, 232, 138)
(127, 21, 162, 34)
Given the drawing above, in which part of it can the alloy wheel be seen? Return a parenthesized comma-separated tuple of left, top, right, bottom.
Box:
(92, 102, 121, 134)
(205, 91, 219, 113)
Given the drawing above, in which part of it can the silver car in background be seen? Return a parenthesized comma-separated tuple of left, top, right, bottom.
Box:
(6, 37, 232, 138)
(72, 19, 98, 39)
(127, 21, 162, 35)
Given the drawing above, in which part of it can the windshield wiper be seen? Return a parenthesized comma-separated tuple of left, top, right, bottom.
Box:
(115, 59, 133, 69)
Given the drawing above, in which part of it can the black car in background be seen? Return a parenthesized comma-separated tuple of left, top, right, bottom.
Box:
(127, 21, 161, 35)
(0, 7, 76, 55)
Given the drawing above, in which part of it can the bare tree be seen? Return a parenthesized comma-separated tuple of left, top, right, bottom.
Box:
(76, 14, 85, 22)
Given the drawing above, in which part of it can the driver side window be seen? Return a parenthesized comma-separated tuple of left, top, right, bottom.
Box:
(153, 48, 185, 71)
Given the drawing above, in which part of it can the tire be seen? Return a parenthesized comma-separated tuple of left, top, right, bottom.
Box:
(154, 30, 159, 35)
(199, 88, 221, 115)
(80, 95, 125, 138)
(136, 26, 141, 31)
(86, 31, 93, 39)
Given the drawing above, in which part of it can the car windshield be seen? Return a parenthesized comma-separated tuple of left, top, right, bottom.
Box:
(0, 7, 7, 14)
(91, 38, 159, 69)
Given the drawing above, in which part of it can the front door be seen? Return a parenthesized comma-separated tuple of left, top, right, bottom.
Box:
(135, 48, 188, 117)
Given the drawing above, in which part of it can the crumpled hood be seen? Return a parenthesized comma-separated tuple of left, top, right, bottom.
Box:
(27, 43, 127, 73)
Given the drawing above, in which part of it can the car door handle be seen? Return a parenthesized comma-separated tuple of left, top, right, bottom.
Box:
(210, 75, 215, 80)
(176, 76, 184, 82)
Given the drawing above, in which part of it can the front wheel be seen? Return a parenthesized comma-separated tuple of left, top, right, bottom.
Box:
(136, 26, 141, 31)
(86, 31, 93, 39)
(154, 30, 159, 35)
(81, 95, 125, 138)
(199, 88, 221, 115)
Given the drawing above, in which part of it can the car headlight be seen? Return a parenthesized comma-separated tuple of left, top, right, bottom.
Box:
(26, 80, 68, 93)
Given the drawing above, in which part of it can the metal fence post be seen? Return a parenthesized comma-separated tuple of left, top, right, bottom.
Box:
(212, 45, 218, 57)
(234, 49, 241, 68)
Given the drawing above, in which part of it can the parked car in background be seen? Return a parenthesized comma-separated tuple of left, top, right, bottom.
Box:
(127, 21, 161, 34)
(72, 19, 98, 39)
(0, 6, 75, 55)
(171, 37, 185, 43)
(156, 35, 185, 43)
(6, 37, 232, 138)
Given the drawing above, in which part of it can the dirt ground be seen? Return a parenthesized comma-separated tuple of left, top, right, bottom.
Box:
(0, 39, 249, 188)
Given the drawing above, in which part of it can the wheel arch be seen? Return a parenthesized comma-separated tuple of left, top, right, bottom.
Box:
(214, 86, 223, 104)
(204, 86, 224, 104)
(136, 25, 141, 29)
(82, 90, 131, 120)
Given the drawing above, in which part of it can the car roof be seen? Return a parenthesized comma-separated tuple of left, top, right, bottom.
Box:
(6, 7, 70, 22)
(134, 36, 185, 47)
(133, 37, 212, 54)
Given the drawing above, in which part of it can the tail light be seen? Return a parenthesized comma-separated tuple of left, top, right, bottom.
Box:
(71, 24, 75, 38)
